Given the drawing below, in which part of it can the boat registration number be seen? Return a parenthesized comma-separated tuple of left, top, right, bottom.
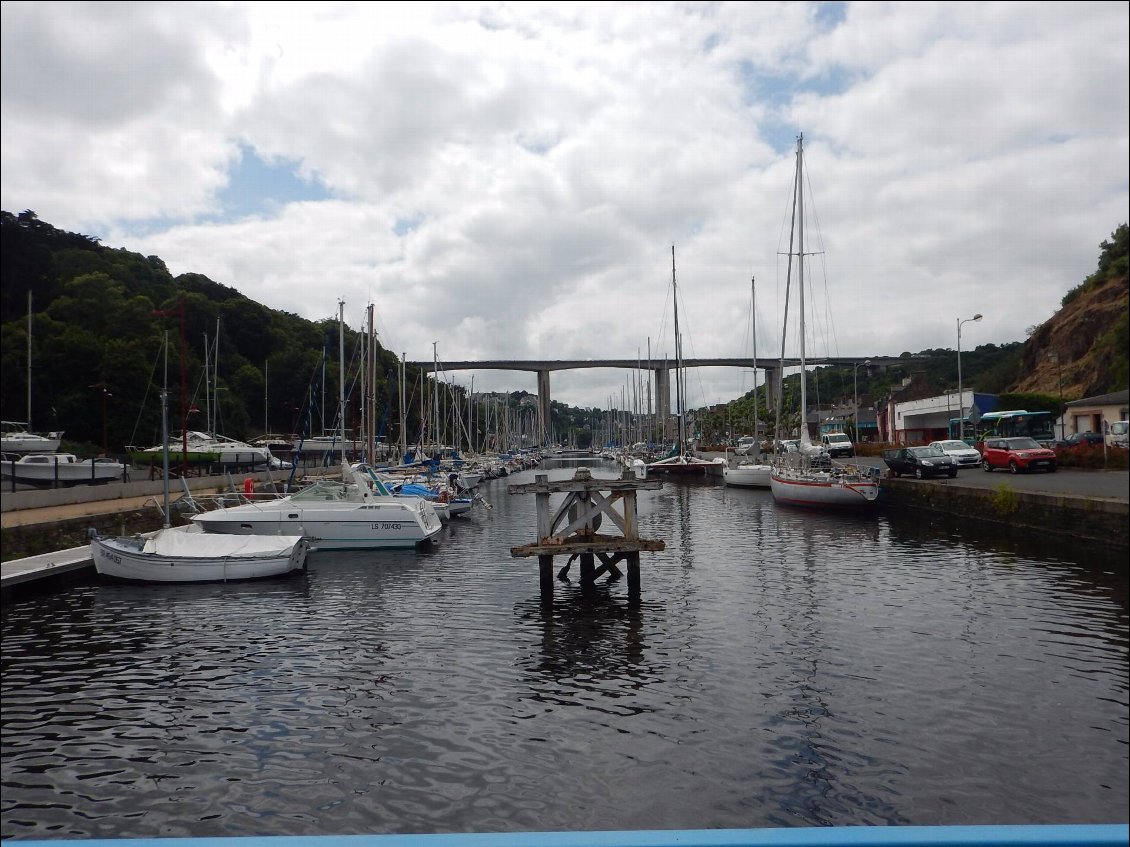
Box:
(371, 522, 403, 530)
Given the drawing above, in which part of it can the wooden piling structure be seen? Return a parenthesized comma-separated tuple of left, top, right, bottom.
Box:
(509, 467, 664, 597)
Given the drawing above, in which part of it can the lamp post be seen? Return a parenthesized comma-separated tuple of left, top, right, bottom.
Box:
(957, 314, 983, 440)
(853, 359, 871, 442)
(89, 382, 112, 455)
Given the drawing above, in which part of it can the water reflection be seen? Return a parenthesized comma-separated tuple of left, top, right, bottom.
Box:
(2, 458, 1127, 838)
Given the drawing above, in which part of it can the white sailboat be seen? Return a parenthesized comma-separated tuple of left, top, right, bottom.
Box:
(1, 423, 63, 454)
(647, 246, 726, 476)
(723, 276, 773, 488)
(768, 135, 880, 508)
(92, 334, 309, 582)
(192, 302, 444, 551)
(3, 295, 63, 453)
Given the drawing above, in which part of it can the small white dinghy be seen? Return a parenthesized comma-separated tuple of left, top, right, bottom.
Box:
(91, 524, 308, 583)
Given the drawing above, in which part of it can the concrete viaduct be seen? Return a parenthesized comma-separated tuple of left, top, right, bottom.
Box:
(409, 356, 902, 444)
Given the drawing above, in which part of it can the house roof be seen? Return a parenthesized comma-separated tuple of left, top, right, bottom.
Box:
(1065, 389, 1129, 408)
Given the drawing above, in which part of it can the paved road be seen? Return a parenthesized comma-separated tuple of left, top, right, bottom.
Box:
(855, 457, 1128, 501)
(714, 453, 1129, 502)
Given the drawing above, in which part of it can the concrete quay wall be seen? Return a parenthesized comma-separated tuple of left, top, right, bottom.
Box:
(880, 477, 1129, 550)
(0, 468, 303, 514)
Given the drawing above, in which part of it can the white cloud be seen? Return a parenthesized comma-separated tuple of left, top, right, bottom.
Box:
(3, 0, 1126, 409)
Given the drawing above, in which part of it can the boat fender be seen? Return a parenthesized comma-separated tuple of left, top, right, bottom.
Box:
(243, 477, 254, 495)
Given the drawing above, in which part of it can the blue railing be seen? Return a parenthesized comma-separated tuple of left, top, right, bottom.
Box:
(12, 824, 1127, 847)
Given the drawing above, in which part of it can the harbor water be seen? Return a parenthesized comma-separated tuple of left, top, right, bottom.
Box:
(2, 457, 1127, 839)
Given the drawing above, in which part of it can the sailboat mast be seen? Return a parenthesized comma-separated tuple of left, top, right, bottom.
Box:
(796, 135, 808, 444)
(671, 245, 685, 449)
(399, 353, 407, 461)
(751, 276, 759, 444)
(367, 304, 375, 462)
(26, 291, 32, 429)
(161, 332, 171, 529)
(432, 342, 439, 452)
(338, 300, 346, 469)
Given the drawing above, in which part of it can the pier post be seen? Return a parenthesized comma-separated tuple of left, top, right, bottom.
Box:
(510, 467, 664, 597)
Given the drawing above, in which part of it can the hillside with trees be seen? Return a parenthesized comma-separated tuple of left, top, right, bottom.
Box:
(1, 210, 1126, 453)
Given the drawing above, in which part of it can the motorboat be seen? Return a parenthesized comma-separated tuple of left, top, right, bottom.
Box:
(191, 462, 443, 551)
(2, 452, 125, 486)
(91, 523, 308, 583)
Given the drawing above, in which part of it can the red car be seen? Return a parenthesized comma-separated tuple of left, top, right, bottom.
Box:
(981, 437, 1057, 473)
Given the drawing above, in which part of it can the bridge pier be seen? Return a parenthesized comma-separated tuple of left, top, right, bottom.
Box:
(537, 369, 551, 445)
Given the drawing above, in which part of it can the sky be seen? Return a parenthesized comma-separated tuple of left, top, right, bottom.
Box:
(2, 1, 1127, 411)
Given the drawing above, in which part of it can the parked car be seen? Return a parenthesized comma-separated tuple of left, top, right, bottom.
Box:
(1107, 420, 1128, 449)
(882, 445, 959, 478)
(1054, 431, 1106, 448)
(981, 437, 1057, 473)
(928, 439, 982, 468)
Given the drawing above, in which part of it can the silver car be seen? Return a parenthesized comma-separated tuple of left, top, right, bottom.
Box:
(929, 439, 982, 468)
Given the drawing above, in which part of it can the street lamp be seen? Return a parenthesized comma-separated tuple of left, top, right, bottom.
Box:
(853, 359, 871, 442)
(957, 313, 983, 440)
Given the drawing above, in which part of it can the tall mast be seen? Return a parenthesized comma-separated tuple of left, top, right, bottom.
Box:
(338, 300, 346, 470)
(432, 342, 439, 452)
(160, 332, 171, 529)
(751, 276, 760, 444)
(26, 291, 32, 428)
(400, 352, 407, 462)
(796, 134, 808, 445)
(671, 245, 685, 449)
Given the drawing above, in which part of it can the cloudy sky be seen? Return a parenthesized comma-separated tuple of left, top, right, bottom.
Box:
(2, 1, 1127, 410)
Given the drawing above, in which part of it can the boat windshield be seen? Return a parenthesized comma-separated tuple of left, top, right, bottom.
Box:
(290, 480, 352, 502)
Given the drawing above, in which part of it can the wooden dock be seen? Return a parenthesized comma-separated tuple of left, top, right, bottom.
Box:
(509, 467, 664, 596)
(2, 544, 92, 588)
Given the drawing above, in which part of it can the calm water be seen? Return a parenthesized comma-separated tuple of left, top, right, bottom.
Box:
(2, 458, 1127, 839)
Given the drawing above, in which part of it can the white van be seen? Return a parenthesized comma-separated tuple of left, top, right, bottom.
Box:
(820, 432, 854, 458)
(1108, 420, 1129, 449)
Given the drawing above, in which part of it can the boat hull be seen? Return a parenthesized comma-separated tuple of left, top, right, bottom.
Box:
(647, 456, 725, 475)
(192, 497, 443, 551)
(1, 433, 63, 453)
(769, 472, 879, 507)
(92, 527, 308, 582)
(722, 463, 773, 488)
(2, 454, 124, 486)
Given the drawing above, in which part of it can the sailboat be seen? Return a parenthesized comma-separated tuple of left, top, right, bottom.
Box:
(723, 276, 773, 488)
(91, 334, 309, 582)
(768, 135, 880, 508)
(647, 246, 726, 476)
(192, 302, 444, 550)
(3, 294, 64, 453)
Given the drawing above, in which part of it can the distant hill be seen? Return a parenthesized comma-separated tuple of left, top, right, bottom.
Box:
(1012, 225, 1128, 398)
(1, 210, 1126, 452)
